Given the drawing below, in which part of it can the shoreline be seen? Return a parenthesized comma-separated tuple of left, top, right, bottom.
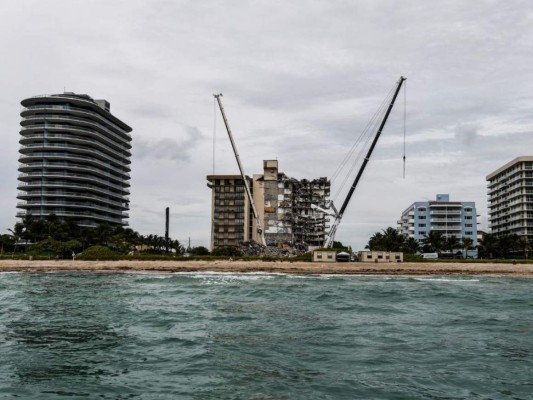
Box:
(1, 260, 533, 276)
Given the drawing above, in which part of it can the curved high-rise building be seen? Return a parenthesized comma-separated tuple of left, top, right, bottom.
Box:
(17, 93, 132, 227)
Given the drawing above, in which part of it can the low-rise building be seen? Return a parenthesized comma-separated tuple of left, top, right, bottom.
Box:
(358, 251, 403, 263)
(313, 250, 337, 262)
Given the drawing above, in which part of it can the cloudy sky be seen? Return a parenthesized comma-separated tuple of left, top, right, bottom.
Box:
(1, 0, 532, 250)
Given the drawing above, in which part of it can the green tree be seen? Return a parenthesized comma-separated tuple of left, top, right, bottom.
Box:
(445, 236, 461, 255)
(0, 234, 15, 254)
(477, 233, 499, 259)
(190, 246, 210, 256)
(462, 237, 474, 258)
(366, 232, 384, 251)
(403, 237, 420, 254)
(366, 227, 406, 252)
(211, 246, 242, 257)
(423, 231, 446, 254)
(332, 241, 348, 250)
(516, 236, 531, 259)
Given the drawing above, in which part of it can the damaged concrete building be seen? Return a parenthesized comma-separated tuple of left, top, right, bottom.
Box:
(207, 160, 330, 250)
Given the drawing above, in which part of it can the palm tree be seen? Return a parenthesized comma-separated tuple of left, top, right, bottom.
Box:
(445, 235, 461, 256)
(366, 227, 405, 252)
(423, 231, 445, 254)
(477, 233, 499, 259)
(462, 237, 474, 258)
(366, 232, 384, 251)
(517, 236, 532, 259)
(404, 237, 420, 254)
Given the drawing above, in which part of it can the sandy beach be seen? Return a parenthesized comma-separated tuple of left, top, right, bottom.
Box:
(0, 259, 532, 276)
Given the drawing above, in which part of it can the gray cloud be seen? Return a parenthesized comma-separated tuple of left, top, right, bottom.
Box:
(134, 126, 205, 162)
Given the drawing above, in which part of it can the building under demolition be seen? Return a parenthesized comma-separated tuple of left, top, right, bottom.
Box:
(207, 160, 330, 250)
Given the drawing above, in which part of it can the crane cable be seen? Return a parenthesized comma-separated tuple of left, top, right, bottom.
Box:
(403, 80, 407, 179)
(330, 84, 397, 204)
(212, 96, 217, 175)
(330, 88, 392, 184)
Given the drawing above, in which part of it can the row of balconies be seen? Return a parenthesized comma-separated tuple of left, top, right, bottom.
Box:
(19, 175, 129, 193)
(20, 134, 130, 162)
(21, 130, 130, 158)
(19, 161, 130, 181)
(21, 104, 131, 140)
(18, 201, 129, 217)
(18, 153, 130, 174)
(16, 210, 127, 225)
(429, 210, 462, 215)
(19, 170, 127, 188)
(21, 114, 132, 149)
(18, 181, 128, 200)
(17, 190, 128, 208)
(19, 145, 129, 171)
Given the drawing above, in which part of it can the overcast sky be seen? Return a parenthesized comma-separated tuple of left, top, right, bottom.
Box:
(1, 0, 532, 250)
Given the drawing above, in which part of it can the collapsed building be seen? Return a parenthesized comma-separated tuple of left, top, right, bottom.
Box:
(207, 160, 330, 251)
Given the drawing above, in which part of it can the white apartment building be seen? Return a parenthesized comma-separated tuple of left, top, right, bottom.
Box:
(398, 194, 478, 250)
(487, 156, 533, 240)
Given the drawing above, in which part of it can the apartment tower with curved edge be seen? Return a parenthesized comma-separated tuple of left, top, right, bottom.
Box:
(17, 93, 132, 227)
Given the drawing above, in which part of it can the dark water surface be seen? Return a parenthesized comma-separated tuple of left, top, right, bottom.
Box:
(0, 272, 531, 399)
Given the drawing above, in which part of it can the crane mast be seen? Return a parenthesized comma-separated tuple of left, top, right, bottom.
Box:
(213, 94, 267, 246)
(325, 76, 406, 248)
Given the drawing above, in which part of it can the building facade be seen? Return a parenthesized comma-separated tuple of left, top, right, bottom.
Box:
(206, 175, 253, 249)
(17, 93, 132, 227)
(207, 160, 330, 250)
(398, 194, 478, 249)
(487, 156, 533, 240)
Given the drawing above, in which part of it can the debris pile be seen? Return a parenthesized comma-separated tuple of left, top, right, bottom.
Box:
(237, 241, 305, 258)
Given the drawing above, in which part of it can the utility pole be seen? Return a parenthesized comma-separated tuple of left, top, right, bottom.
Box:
(165, 207, 169, 253)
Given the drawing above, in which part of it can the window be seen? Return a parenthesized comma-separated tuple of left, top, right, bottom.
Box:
(418, 216, 426, 219)
(419, 207, 426, 212)
(418, 231, 425, 236)
(465, 223, 473, 227)
(418, 223, 426, 227)
(465, 216, 473, 220)
(465, 231, 473, 235)
(317, 253, 322, 259)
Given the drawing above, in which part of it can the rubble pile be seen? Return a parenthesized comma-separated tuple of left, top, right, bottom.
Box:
(237, 241, 304, 258)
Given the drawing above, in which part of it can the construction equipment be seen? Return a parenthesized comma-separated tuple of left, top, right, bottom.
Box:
(213, 94, 267, 246)
(322, 76, 407, 248)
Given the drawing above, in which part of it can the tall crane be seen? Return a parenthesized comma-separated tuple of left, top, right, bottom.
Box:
(213, 94, 267, 246)
(323, 76, 407, 248)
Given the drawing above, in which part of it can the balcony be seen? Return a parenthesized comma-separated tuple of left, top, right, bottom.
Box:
(21, 104, 131, 140)
(21, 114, 132, 148)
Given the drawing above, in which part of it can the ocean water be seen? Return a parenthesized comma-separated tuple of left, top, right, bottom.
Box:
(0, 272, 531, 399)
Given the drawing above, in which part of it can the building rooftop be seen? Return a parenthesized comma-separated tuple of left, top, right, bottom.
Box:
(486, 156, 533, 180)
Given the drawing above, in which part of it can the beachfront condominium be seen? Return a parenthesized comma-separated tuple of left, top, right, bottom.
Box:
(487, 156, 533, 241)
(17, 93, 132, 227)
(207, 160, 331, 250)
(398, 194, 478, 250)
(205, 174, 253, 248)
